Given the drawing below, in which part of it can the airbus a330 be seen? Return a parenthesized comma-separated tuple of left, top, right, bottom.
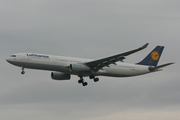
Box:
(6, 43, 174, 86)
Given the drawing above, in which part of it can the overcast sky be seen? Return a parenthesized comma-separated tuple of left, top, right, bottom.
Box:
(0, 0, 180, 120)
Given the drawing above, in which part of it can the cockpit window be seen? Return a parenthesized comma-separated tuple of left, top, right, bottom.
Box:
(10, 55, 16, 57)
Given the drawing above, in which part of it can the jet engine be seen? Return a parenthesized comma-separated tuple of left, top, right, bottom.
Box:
(69, 63, 90, 72)
(51, 72, 71, 80)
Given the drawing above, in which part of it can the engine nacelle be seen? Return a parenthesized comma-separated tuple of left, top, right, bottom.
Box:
(69, 63, 90, 72)
(51, 72, 71, 80)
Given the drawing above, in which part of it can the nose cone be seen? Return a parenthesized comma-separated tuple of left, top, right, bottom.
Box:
(6, 57, 11, 63)
(6, 54, 18, 65)
(6, 57, 14, 64)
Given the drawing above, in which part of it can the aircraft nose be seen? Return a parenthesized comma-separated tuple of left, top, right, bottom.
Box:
(6, 57, 10, 62)
(6, 57, 13, 63)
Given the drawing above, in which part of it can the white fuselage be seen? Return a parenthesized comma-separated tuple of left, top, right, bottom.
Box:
(6, 53, 151, 77)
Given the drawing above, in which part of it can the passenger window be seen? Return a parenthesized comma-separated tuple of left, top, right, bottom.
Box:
(10, 55, 16, 57)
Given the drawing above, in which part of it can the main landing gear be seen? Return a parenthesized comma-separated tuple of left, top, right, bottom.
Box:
(78, 76, 88, 86)
(78, 75, 99, 86)
(20, 67, 25, 74)
(89, 74, 99, 82)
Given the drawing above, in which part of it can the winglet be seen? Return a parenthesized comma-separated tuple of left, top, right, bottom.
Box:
(140, 43, 149, 49)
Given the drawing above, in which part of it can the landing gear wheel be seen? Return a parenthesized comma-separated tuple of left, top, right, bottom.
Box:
(82, 82, 88, 86)
(20, 67, 25, 75)
(94, 78, 99, 82)
(78, 79, 83, 84)
(89, 75, 94, 79)
(21, 71, 25, 74)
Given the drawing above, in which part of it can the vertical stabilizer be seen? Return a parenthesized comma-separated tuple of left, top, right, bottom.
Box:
(137, 46, 164, 66)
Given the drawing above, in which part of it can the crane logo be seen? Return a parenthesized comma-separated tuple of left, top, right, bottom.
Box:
(151, 51, 160, 61)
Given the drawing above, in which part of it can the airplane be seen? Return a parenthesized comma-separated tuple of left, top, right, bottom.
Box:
(6, 43, 174, 86)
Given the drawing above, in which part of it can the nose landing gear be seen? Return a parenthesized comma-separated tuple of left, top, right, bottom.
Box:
(20, 67, 25, 74)
(21, 71, 25, 74)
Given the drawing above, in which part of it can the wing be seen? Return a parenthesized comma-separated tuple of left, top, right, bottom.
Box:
(85, 43, 149, 72)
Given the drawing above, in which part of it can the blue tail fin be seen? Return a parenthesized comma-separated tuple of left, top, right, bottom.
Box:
(137, 46, 164, 66)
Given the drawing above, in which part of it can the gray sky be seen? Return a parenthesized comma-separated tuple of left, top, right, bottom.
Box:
(0, 0, 180, 120)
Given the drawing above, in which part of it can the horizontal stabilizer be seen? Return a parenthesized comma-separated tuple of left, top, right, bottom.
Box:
(149, 62, 175, 72)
